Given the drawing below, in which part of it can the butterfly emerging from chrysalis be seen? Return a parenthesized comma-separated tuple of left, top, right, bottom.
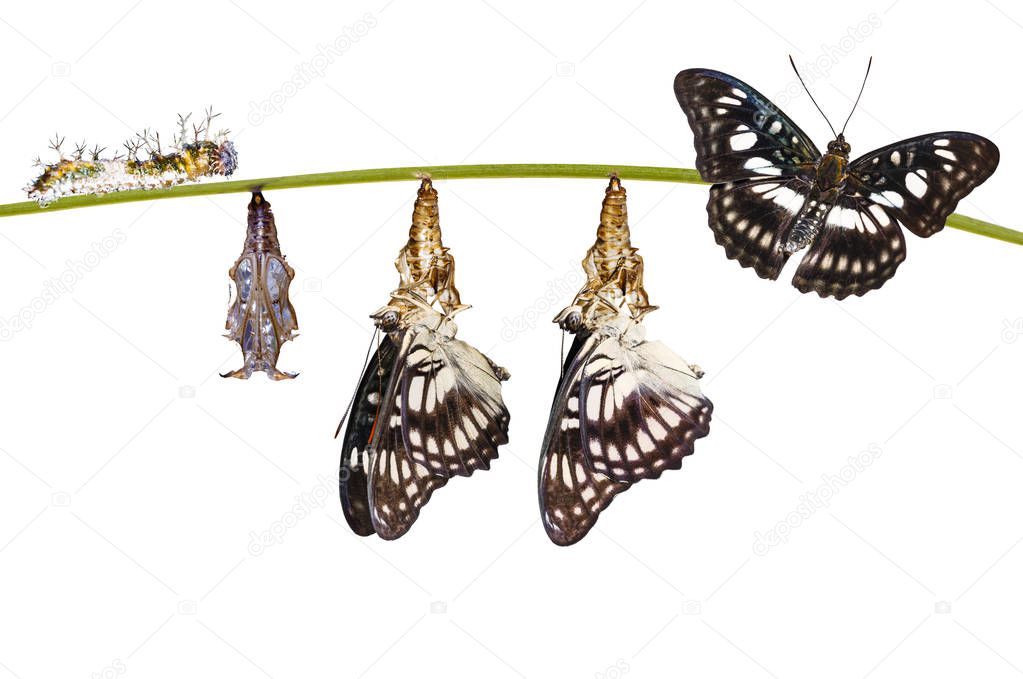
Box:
(539, 176, 712, 546)
(223, 191, 299, 380)
(26, 108, 237, 207)
(674, 58, 999, 299)
(337, 177, 510, 540)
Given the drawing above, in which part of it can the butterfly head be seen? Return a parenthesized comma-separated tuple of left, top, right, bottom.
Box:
(827, 135, 851, 158)
(371, 306, 401, 331)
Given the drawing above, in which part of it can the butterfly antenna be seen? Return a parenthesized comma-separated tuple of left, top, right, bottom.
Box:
(840, 56, 873, 136)
(559, 329, 567, 377)
(788, 55, 837, 138)
(335, 327, 380, 438)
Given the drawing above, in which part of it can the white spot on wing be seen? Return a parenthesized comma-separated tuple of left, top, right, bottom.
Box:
(879, 190, 905, 209)
(743, 157, 782, 176)
(730, 132, 757, 150)
(905, 172, 928, 198)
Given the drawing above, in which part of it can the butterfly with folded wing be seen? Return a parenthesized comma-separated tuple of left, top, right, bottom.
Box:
(337, 178, 510, 540)
(539, 176, 713, 546)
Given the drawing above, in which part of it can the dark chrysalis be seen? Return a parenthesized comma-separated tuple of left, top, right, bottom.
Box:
(223, 192, 299, 380)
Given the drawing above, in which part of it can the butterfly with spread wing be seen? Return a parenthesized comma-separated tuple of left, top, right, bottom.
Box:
(337, 178, 510, 540)
(539, 177, 712, 546)
(674, 58, 999, 299)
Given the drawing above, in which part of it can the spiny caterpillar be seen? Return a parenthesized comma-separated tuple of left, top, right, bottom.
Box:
(26, 108, 238, 207)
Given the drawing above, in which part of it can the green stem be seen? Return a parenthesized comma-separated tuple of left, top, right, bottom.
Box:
(1, 163, 1018, 247)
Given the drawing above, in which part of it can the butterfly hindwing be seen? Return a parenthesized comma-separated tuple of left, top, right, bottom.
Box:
(792, 193, 907, 299)
(708, 177, 810, 279)
(674, 68, 820, 181)
(846, 132, 1000, 238)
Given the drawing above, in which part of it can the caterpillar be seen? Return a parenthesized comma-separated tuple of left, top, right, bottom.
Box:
(25, 108, 238, 207)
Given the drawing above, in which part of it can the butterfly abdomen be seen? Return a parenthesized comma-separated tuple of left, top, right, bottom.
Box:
(784, 196, 833, 254)
(783, 151, 849, 253)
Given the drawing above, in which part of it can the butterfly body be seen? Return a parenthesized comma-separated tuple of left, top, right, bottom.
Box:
(675, 68, 999, 299)
(784, 140, 851, 253)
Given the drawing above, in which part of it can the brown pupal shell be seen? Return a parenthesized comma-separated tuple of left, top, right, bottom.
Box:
(381, 177, 468, 325)
(554, 176, 657, 332)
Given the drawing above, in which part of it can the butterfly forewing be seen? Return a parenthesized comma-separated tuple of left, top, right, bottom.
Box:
(674, 68, 820, 181)
(339, 335, 400, 537)
(540, 333, 628, 546)
(846, 132, 999, 238)
(368, 409, 448, 540)
(400, 328, 510, 477)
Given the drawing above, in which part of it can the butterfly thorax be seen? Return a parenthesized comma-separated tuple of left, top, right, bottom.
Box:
(815, 136, 851, 192)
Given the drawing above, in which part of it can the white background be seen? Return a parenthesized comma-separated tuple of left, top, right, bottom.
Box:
(0, 1, 1021, 677)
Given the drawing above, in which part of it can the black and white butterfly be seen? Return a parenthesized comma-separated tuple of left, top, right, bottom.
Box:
(539, 314, 712, 546)
(674, 60, 999, 299)
(338, 308, 510, 540)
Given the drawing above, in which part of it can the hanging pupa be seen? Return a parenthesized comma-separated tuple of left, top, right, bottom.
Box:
(223, 191, 299, 380)
(337, 177, 510, 540)
(538, 176, 713, 546)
